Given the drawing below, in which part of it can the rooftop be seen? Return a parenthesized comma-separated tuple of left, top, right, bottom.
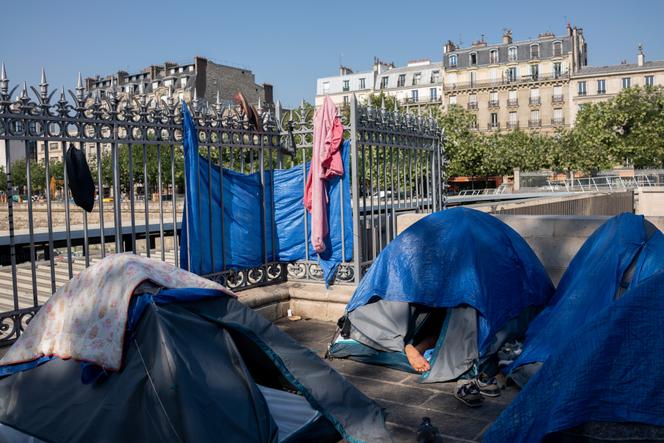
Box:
(576, 60, 664, 76)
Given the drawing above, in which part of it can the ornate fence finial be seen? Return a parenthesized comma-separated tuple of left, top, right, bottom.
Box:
(19, 81, 29, 102)
(39, 67, 48, 99)
(192, 87, 199, 112)
(0, 63, 8, 100)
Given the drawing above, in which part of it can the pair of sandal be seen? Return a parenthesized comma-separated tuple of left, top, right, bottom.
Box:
(454, 375, 501, 407)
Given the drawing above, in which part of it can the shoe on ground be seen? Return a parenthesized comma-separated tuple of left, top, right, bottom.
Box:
(454, 380, 483, 408)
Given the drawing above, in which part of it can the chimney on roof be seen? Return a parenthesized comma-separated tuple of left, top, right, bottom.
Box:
(443, 40, 456, 53)
(637, 44, 645, 66)
(502, 29, 512, 45)
(339, 65, 353, 76)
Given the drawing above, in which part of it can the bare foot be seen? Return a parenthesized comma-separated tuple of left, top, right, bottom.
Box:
(405, 344, 430, 372)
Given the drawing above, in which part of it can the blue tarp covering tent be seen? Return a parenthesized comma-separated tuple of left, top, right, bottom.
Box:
(484, 270, 664, 443)
(179, 103, 352, 285)
(329, 207, 554, 382)
(507, 213, 662, 382)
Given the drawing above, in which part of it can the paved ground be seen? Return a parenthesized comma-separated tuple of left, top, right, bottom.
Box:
(275, 318, 520, 443)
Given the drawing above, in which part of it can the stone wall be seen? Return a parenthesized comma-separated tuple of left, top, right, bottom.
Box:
(0, 201, 184, 232)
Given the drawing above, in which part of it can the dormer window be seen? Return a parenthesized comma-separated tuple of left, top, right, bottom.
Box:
(489, 50, 499, 64)
(412, 72, 422, 85)
(508, 46, 518, 62)
(469, 52, 478, 66)
(449, 54, 457, 67)
(530, 44, 540, 59)
(553, 41, 562, 57)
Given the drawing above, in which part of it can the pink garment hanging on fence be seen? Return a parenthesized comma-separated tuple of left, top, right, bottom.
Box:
(304, 96, 344, 253)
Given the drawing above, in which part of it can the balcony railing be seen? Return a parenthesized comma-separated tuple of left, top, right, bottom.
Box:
(551, 117, 565, 126)
(529, 97, 541, 106)
(467, 102, 478, 110)
(528, 119, 542, 128)
(507, 98, 519, 107)
(488, 100, 499, 108)
(446, 72, 570, 91)
(487, 122, 500, 130)
(402, 96, 441, 104)
(552, 94, 564, 103)
(507, 121, 519, 129)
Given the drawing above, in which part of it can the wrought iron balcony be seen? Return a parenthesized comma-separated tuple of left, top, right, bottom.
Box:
(552, 94, 564, 103)
(488, 100, 499, 108)
(487, 122, 500, 130)
(529, 97, 541, 106)
(507, 121, 519, 129)
(445, 72, 570, 91)
(551, 117, 565, 126)
(467, 102, 478, 110)
(528, 119, 542, 128)
(507, 99, 519, 107)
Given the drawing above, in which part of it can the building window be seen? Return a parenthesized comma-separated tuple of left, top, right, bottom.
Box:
(597, 79, 606, 95)
(449, 54, 457, 67)
(622, 77, 631, 89)
(489, 91, 499, 107)
(530, 44, 540, 59)
(530, 64, 539, 80)
(180, 77, 187, 88)
(553, 108, 564, 125)
(470, 72, 477, 86)
(397, 74, 406, 87)
(530, 88, 540, 105)
(645, 75, 654, 87)
(469, 52, 477, 66)
(449, 95, 457, 106)
(412, 73, 422, 86)
(553, 62, 562, 78)
(508, 46, 518, 62)
(380, 76, 388, 89)
(343, 96, 349, 105)
(342, 80, 350, 92)
(490, 112, 499, 128)
(411, 89, 419, 102)
(164, 79, 173, 88)
(508, 89, 518, 106)
(578, 81, 587, 96)
(553, 41, 563, 57)
(429, 88, 438, 101)
(152, 81, 159, 90)
(508, 111, 518, 128)
(507, 67, 517, 82)
(489, 50, 499, 64)
(359, 78, 366, 89)
(322, 82, 330, 93)
(530, 109, 540, 127)
(431, 70, 440, 83)
(553, 85, 564, 103)
(468, 93, 478, 109)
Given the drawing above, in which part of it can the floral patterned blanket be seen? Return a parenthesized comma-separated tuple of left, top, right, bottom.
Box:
(0, 253, 232, 371)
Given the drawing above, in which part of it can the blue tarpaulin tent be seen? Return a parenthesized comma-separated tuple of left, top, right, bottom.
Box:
(507, 213, 662, 381)
(330, 208, 554, 382)
(484, 270, 664, 443)
(179, 103, 352, 285)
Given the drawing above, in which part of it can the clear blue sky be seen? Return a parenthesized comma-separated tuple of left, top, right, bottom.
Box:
(1, 0, 662, 107)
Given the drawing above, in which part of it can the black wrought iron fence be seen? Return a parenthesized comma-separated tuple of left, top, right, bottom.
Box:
(0, 65, 445, 345)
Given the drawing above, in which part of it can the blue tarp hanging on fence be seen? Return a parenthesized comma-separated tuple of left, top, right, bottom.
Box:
(484, 270, 664, 443)
(179, 103, 352, 285)
(345, 207, 554, 354)
(507, 213, 649, 373)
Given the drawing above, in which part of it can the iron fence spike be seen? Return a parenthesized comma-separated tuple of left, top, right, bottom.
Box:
(0, 62, 7, 81)
(40, 67, 47, 85)
(77, 72, 83, 89)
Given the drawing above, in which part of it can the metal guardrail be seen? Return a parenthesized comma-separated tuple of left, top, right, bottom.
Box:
(0, 66, 445, 344)
(547, 174, 664, 192)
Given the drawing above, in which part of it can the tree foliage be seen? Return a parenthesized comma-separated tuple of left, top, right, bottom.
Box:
(436, 85, 664, 178)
